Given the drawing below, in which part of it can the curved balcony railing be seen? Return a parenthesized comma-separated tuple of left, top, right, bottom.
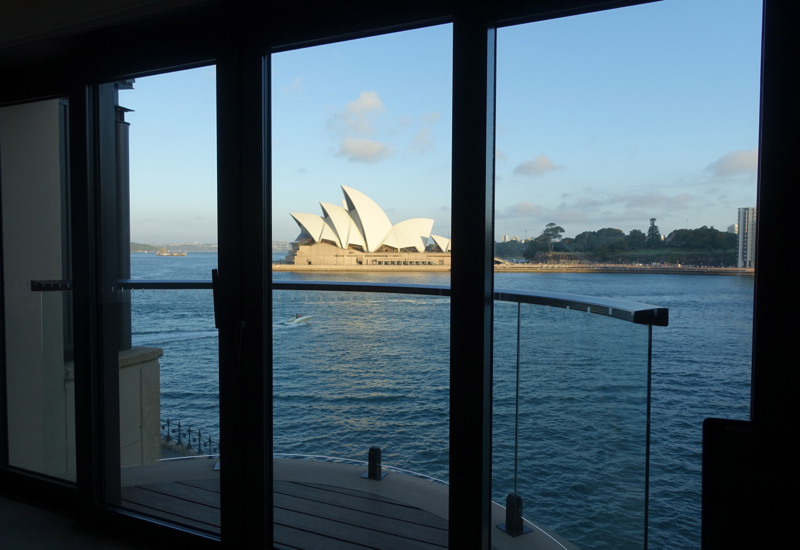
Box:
(36, 277, 667, 548)
(113, 278, 667, 326)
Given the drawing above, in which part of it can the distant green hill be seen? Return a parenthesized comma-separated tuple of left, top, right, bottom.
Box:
(130, 242, 160, 252)
(130, 242, 219, 253)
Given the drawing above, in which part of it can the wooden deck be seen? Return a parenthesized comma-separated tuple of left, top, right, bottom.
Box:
(121, 478, 448, 549)
(117, 459, 577, 549)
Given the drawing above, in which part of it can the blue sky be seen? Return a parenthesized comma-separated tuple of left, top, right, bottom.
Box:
(123, 0, 762, 244)
(121, 66, 218, 243)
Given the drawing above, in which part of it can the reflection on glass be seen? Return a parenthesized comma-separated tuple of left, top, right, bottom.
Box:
(1, 99, 75, 480)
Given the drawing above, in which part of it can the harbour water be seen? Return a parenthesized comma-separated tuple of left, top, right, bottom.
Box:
(130, 252, 753, 549)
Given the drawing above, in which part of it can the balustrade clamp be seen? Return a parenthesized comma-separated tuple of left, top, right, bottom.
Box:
(362, 446, 388, 480)
(497, 493, 532, 536)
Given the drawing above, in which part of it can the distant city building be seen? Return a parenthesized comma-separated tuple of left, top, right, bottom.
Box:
(501, 235, 509, 243)
(272, 241, 293, 252)
(737, 208, 756, 268)
(512, 236, 519, 242)
(727, 224, 738, 235)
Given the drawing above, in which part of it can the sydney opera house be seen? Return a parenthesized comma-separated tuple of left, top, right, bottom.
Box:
(283, 186, 451, 267)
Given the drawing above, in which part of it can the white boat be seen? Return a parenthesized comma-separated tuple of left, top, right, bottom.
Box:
(284, 314, 313, 325)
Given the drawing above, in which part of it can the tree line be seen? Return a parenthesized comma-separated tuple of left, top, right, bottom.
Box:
(495, 220, 738, 262)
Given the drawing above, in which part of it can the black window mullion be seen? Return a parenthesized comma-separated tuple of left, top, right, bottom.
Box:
(69, 82, 100, 514)
(95, 82, 123, 506)
(216, 39, 270, 547)
(449, 8, 496, 550)
(70, 82, 123, 512)
(0, 108, 7, 471)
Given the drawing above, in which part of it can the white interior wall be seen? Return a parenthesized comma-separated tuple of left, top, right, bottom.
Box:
(0, 99, 69, 476)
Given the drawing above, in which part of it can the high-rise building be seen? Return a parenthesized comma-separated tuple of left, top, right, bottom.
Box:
(738, 208, 757, 268)
(728, 223, 738, 234)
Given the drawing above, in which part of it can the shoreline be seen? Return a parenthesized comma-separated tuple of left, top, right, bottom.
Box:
(494, 265, 753, 276)
(272, 264, 753, 276)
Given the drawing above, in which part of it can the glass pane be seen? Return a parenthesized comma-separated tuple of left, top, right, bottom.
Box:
(270, 25, 453, 548)
(1, 98, 76, 480)
(495, 1, 761, 546)
(271, 25, 452, 283)
(494, 301, 649, 548)
(273, 287, 449, 548)
(110, 67, 220, 534)
(126, 69, 218, 265)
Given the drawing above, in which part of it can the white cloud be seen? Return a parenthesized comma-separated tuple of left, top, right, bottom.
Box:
(283, 77, 303, 93)
(496, 149, 507, 162)
(560, 197, 603, 210)
(409, 127, 434, 154)
(552, 192, 692, 213)
(513, 155, 562, 177)
(551, 210, 590, 224)
(330, 111, 374, 135)
(706, 148, 758, 177)
(612, 192, 691, 209)
(508, 202, 545, 217)
(345, 91, 385, 113)
(420, 112, 441, 125)
(329, 91, 386, 137)
(337, 138, 393, 163)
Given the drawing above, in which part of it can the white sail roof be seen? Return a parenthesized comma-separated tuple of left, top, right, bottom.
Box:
(430, 234, 451, 252)
(320, 217, 338, 243)
(291, 212, 327, 241)
(290, 187, 446, 253)
(341, 186, 393, 252)
(388, 218, 434, 252)
(320, 202, 363, 249)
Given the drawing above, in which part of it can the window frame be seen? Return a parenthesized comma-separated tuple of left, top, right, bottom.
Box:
(1, 0, 795, 548)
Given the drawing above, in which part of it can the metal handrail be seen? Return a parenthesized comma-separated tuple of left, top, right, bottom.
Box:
(32, 278, 668, 326)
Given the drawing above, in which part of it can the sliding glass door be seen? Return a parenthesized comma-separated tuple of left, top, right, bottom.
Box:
(89, 70, 224, 534)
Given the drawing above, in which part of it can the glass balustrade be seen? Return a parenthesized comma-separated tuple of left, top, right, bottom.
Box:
(95, 279, 662, 547)
(114, 286, 220, 535)
(493, 298, 654, 550)
(272, 288, 450, 483)
(130, 287, 220, 459)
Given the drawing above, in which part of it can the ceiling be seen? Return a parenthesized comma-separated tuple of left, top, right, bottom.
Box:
(0, 0, 213, 50)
